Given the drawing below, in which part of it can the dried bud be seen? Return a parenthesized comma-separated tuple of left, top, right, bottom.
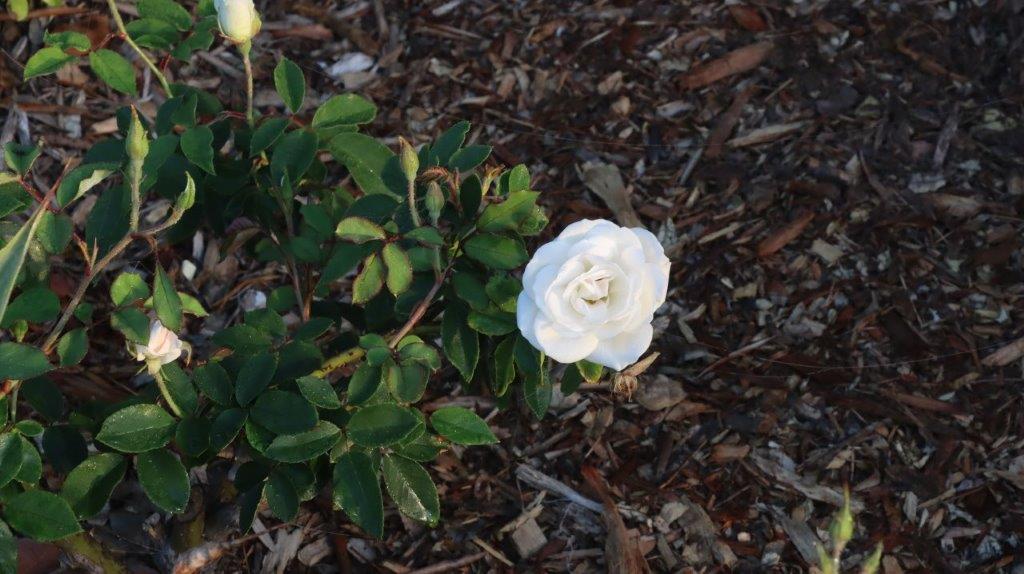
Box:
(425, 181, 445, 225)
(126, 106, 149, 164)
(398, 137, 419, 185)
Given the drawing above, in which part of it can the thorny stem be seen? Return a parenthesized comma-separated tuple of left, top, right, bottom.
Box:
(105, 0, 173, 95)
(128, 159, 143, 233)
(387, 263, 453, 348)
(407, 178, 422, 228)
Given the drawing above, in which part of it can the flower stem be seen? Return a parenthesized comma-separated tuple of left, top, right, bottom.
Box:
(128, 160, 143, 233)
(105, 0, 172, 96)
(313, 347, 366, 378)
(407, 179, 422, 228)
(240, 42, 255, 128)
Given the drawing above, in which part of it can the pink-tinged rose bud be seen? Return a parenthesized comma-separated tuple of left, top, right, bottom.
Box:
(134, 320, 183, 373)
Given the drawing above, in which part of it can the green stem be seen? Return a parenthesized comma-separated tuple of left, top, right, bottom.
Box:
(105, 0, 172, 96)
(153, 368, 182, 417)
(240, 42, 255, 128)
(407, 179, 422, 228)
(128, 159, 143, 233)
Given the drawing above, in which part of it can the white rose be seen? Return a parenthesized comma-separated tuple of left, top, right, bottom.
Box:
(214, 0, 262, 44)
(516, 219, 670, 371)
(134, 320, 183, 373)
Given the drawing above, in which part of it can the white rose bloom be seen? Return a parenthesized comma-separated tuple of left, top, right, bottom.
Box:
(214, 0, 261, 44)
(516, 219, 671, 371)
(134, 320, 183, 373)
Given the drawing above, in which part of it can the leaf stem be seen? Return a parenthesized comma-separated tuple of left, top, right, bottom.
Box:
(105, 0, 172, 96)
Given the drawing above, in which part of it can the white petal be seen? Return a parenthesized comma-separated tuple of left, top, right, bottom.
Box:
(522, 240, 570, 294)
(586, 323, 654, 371)
(532, 316, 599, 364)
(558, 219, 617, 241)
(630, 227, 667, 263)
(516, 291, 541, 350)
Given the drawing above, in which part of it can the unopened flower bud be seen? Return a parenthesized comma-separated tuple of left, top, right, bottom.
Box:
(134, 320, 183, 375)
(425, 181, 445, 225)
(126, 106, 149, 164)
(214, 0, 262, 45)
(398, 137, 419, 185)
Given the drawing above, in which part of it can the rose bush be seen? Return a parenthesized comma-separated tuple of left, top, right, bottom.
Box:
(517, 219, 670, 370)
(0, 0, 670, 567)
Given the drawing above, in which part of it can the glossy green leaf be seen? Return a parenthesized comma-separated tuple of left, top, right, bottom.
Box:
(296, 376, 341, 409)
(467, 308, 516, 336)
(463, 233, 528, 270)
(136, 449, 190, 513)
(249, 117, 289, 157)
(312, 94, 377, 128)
(24, 46, 75, 79)
(270, 129, 317, 184)
(0, 343, 52, 381)
(110, 272, 150, 307)
(153, 265, 183, 332)
(348, 404, 420, 447)
(332, 452, 383, 538)
(352, 253, 385, 304)
(335, 216, 386, 243)
(0, 434, 23, 489)
(430, 407, 497, 445)
(441, 301, 478, 381)
(0, 206, 46, 327)
(448, 144, 491, 172)
(382, 243, 412, 296)
(381, 454, 439, 525)
(428, 121, 469, 166)
(95, 404, 176, 453)
(478, 191, 539, 232)
(138, 0, 192, 31)
(251, 390, 318, 435)
(264, 421, 341, 463)
(89, 49, 137, 95)
(36, 212, 72, 254)
(3, 490, 81, 541)
(234, 351, 278, 406)
(273, 57, 305, 114)
(56, 163, 118, 208)
(347, 363, 381, 406)
(208, 408, 246, 453)
(57, 328, 88, 367)
(328, 132, 402, 197)
(193, 361, 234, 406)
(0, 520, 15, 574)
(265, 470, 298, 521)
(1, 287, 59, 327)
(175, 415, 210, 457)
(180, 125, 215, 174)
(111, 307, 150, 344)
(159, 363, 198, 416)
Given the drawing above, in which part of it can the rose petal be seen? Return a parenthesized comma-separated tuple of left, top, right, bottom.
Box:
(516, 291, 541, 350)
(586, 323, 654, 371)
(558, 219, 618, 241)
(532, 316, 599, 364)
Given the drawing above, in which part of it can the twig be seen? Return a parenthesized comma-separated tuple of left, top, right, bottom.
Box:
(404, 552, 486, 574)
(104, 0, 172, 95)
(387, 264, 452, 348)
(0, 5, 90, 21)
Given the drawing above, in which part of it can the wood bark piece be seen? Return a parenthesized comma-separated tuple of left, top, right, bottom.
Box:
(757, 212, 814, 257)
(580, 162, 643, 228)
(581, 466, 650, 574)
(681, 42, 773, 90)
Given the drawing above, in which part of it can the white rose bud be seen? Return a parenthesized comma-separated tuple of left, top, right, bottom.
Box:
(134, 320, 183, 374)
(516, 219, 670, 371)
(214, 0, 262, 45)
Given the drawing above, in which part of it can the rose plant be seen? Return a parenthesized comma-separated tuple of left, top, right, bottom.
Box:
(0, 0, 669, 567)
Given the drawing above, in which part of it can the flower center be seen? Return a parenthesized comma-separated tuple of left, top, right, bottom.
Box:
(567, 266, 615, 314)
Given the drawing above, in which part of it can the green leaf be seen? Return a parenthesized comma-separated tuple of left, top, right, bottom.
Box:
(179, 292, 207, 316)
(125, 18, 179, 50)
(249, 118, 289, 157)
(264, 421, 341, 463)
(381, 454, 439, 525)
(208, 408, 246, 453)
(8, 0, 28, 20)
(463, 234, 528, 270)
(175, 415, 210, 457)
(332, 452, 383, 537)
(352, 253, 385, 304)
(153, 265, 183, 332)
(0, 520, 16, 574)
(3, 142, 40, 177)
(180, 125, 215, 174)
(23, 46, 75, 79)
(517, 205, 549, 236)
(1, 287, 59, 327)
(347, 363, 381, 406)
(42, 425, 87, 474)
(111, 272, 150, 306)
(3, 490, 82, 541)
(251, 390, 318, 435)
(136, 449, 190, 513)
(448, 145, 492, 172)
(0, 434, 23, 489)
(348, 404, 420, 447)
(507, 164, 530, 193)
(211, 324, 272, 353)
(382, 243, 412, 296)
(14, 420, 43, 438)
(485, 275, 521, 312)
(111, 307, 150, 344)
(89, 49, 137, 96)
(428, 121, 469, 166)
(15, 436, 41, 484)
(237, 483, 264, 533)
(405, 226, 444, 246)
(23, 379, 64, 422)
(398, 342, 441, 371)
(193, 362, 234, 406)
(452, 271, 489, 311)
(576, 359, 603, 383)
(312, 94, 377, 128)
(56, 163, 119, 208)
(478, 191, 539, 232)
(270, 129, 317, 184)
(85, 184, 130, 256)
(394, 434, 445, 462)
(0, 181, 31, 219)
(516, 337, 550, 419)
(138, 0, 192, 31)
(158, 363, 198, 416)
(0, 206, 46, 326)
(96, 404, 176, 453)
(234, 351, 278, 406)
(296, 376, 341, 410)
(328, 132, 403, 197)
(0, 343, 52, 381)
(266, 470, 298, 521)
(275, 340, 323, 381)
(430, 407, 497, 445)
(57, 328, 88, 367)
(467, 308, 516, 336)
(335, 216, 387, 243)
(274, 58, 305, 114)
(441, 302, 478, 381)
(389, 362, 427, 403)
(459, 174, 482, 219)
(35, 212, 72, 254)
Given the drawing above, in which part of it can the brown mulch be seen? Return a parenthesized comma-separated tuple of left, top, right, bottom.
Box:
(5, 0, 1024, 572)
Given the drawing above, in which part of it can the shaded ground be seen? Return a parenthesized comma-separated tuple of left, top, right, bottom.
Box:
(5, 0, 1024, 572)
